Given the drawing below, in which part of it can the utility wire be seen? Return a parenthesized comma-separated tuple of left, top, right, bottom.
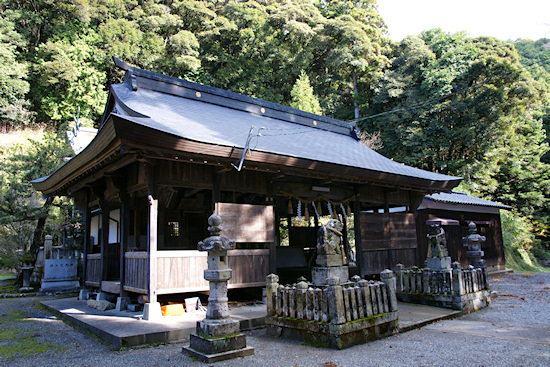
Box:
(348, 69, 519, 125)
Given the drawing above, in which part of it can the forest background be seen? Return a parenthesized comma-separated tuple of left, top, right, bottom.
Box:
(0, 0, 549, 273)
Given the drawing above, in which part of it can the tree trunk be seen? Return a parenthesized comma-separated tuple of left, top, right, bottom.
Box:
(353, 72, 360, 119)
(30, 196, 54, 258)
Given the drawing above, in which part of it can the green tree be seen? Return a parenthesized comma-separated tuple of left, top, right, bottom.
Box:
(33, 29, 107, 126)
(0, 10, 33, 129)
(290, 70, 322, 114)
(316, 0, 389, 119)
(0, 129, 72, 266)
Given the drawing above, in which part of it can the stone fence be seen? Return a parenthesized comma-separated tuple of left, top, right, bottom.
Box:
(395, 262, 490, 312)
(265, 270, 399, 349)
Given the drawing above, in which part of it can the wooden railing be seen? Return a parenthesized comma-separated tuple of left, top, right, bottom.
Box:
(122, 249, 270, 295)
(85, 253, 101, 285)
(124, 251, 148, 294)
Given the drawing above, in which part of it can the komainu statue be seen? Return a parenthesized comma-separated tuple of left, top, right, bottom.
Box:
(427, 224, 449, 258)
(317, 219, 344, 256)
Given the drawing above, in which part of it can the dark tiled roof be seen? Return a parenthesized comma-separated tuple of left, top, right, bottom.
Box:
(107, 59, 461, 185)
(425, 191, 512, 209)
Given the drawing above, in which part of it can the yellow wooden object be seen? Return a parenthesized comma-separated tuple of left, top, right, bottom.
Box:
(161, 303, 185, 316)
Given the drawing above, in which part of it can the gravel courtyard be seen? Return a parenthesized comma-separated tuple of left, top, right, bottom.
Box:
(1, 272, 549, 367)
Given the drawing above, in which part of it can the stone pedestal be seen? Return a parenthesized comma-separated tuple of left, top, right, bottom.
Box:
(143, 302, 162, 321)
(183, 213, 253, 362)
(19, 266, 34, 292)
(312, 266, 349, 287)
(426, 256, 451, 270)
(116, 296, 131, 311)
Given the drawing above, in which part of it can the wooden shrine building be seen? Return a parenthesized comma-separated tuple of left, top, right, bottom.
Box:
(32, 58, 461, 318)
(416, 191, 511, 273)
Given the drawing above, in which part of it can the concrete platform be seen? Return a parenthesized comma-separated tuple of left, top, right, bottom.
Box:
(42, 298, 461, 348)
(41, 298, 266, 348)
(397, 301, 461, 332)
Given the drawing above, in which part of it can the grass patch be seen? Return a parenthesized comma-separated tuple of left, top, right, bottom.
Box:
(0, 282, 20, 294)
(0, 306, 68, 361)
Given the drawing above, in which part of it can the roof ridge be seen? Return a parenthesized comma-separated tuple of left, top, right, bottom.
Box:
(112, 57, 359, 139)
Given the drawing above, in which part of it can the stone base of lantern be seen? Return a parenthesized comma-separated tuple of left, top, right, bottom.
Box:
(183, 318, 254, 362)
(183, 333, 254, 363)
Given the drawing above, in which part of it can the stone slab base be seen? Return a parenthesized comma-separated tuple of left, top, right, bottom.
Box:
(266, 312, 399, 349)
(183, 333, 254, 363)
(312, 266, 349, 286)
(40, 279, 80, 293)
(397, 290, 491, 313)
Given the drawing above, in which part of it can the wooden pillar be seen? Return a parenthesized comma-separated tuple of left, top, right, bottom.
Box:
(82, 194, 91, 287)
(100, 199, 110, 288)
(119, 190, 129, 296)
(383, 190, 390, 214)
(213, 170, 221, 213)
(143, 160, 158, 305)
(147, 194, 158, 304)
(353, 195, 363, 277)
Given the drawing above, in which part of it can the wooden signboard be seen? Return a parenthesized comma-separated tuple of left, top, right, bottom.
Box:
(215, 203, 274, 243)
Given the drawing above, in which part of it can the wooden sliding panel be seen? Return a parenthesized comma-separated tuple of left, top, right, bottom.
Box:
(359, 212, 418, 275)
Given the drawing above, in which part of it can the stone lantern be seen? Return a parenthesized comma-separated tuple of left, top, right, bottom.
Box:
(183, 213, 254, 363)
(463, 221, 486, 268)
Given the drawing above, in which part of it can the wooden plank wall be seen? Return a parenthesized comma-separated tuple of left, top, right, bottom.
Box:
(85, 254, 101, 285)
(360, 213, 418, 275)
(216, 203, 274, 243)
(154, 250, 270, 294)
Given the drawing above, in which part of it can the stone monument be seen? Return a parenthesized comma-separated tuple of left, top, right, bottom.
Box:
(463, 221, 486, 268)
(312, 219, 349, 286)
(40, 235, 80, 293)
(183, 213, 254, 363)
(425, 224, 451, 270)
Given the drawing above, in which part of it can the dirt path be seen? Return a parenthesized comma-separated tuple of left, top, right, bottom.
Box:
(1, 272, 549, 367)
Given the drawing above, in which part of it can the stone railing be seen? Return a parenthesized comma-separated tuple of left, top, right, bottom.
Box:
(266, 270, 397, 325)
(394, 262, 490, 312)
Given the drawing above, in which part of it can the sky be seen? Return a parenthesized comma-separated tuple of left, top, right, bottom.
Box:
(377, 0, 550, 41)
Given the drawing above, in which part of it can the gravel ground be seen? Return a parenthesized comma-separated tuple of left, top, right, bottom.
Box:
(1, 272, 549, 367)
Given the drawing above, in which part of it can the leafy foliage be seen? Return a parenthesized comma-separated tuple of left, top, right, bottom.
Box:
(0, 1, 549, 265)
(290, 70, 322, 114)
(0, 129, 72, 268)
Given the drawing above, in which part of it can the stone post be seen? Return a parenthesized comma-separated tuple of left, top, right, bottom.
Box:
(183, 213, 254, 363)
(395, 264, 404, 293)
(422, 268, 431, 294)
(380, 269, 398, 312)
(327, 276, 346, 324)
(451, 261, 463, 296)
(358, 279, 373, 317)
(296, 280, 308, 319)
(44, 235, 53, 260)
(266, 274, 279, 316)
